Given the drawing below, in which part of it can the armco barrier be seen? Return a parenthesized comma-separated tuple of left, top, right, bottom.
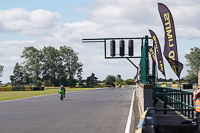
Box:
(0, 87, 44, 91)
(135, 107, 156, 133)
(31, 87, 44, 91)
(12, 87, 25, 91)
(5, 87, 12, 91)
(25, 87, 31, 91)
(157, 84, 182, 88)
(0, 87, 16, 91)
(0, 87, 6, 91)
(172, 84, 178, 88)
(183, 84, 193, 89)
(161, 84, 166, 87)
(0, 87, 12, 91)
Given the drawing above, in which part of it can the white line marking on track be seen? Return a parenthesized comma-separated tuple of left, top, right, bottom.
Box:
(125, 89, 135, 133)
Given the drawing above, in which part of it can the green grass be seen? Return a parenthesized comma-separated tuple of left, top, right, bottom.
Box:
(0, 88, 96, 101)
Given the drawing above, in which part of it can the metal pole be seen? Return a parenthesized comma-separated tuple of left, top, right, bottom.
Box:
(179, 77, 181, 90)
(141, 38, 144, 54)
(145, 35, 149, 84)
(127, 58, 138, 69)
(104, 39, 106, 58)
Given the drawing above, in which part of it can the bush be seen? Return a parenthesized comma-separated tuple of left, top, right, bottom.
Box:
(42, 79, 53, 87)
(123, 79, 136, 85)
(172, 81, 177, 84)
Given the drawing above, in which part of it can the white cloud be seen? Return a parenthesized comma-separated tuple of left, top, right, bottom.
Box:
(0, 8, 61, 35)
(81, 0, 200, 39)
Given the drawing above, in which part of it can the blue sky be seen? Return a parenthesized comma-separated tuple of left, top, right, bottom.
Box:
(0, 0, 199, 83)
(0, 0, 93, 21)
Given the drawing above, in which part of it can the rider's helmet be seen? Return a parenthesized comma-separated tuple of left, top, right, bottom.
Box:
(60, 85, 64, 90)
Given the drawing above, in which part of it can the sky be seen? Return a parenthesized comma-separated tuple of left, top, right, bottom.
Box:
(0, 0, 199, 83)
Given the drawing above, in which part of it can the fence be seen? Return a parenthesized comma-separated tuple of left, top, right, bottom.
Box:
(153, 87, 195, 119)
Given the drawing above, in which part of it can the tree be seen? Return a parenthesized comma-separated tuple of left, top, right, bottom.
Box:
(86, 73, 98, 86)
(185, 47, 200, 83)
(42, 79, 53, 87)
(13, 63, 23, 85)
(103, 75, 116, 86)
(21, 46, 43, 82)
(77, 67, 83, 86)
(115, 74, 123, 85)
(18, 45, 82, 87)
(167, 78, 173, 82)
(10, 75, 15, 86)
(123, 79, 136, 85)
(42, 46, 60, 86)
(158, 78, 165, 82)
(22, 71, 31, 85)
(172, 80, 177, 84)
(59, 46, 82, 87)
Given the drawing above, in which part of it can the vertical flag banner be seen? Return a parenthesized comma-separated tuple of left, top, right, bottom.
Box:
(149, 30, 165, 77)
(158, 3, 183, 78)
(148, 46, 156, 64)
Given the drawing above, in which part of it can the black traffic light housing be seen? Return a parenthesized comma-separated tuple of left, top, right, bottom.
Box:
(120, 39, 125, 56)
(128, 39, 134, 56)
(110, 40, 115, 56)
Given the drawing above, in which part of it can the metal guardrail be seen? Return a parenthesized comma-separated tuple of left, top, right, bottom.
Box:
(153, 87, 195, 119)
(135, 107, 156, 133)
(157, 83, 197, 89)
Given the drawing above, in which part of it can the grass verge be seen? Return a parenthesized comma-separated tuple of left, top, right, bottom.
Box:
(0, 88, 97, 101)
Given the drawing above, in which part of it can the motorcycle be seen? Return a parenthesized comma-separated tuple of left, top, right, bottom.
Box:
(58, 89, 65, 100)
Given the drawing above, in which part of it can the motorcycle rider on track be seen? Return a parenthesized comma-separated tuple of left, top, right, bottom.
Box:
(59, 85, 66, 98)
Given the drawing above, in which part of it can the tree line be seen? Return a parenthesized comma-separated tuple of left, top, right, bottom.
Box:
(82, 74, 136, 87)
(10, 46, 82, 87)
(7, 46, 200, 86)
(103, 74, 136, 86)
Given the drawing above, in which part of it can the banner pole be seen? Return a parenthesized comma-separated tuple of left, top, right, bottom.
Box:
(179, 77, 181, 90)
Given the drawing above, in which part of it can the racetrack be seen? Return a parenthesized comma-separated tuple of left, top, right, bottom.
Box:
(0, 88, 135, 133)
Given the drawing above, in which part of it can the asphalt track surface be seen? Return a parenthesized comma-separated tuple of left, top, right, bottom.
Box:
(0, 88, 134, 133)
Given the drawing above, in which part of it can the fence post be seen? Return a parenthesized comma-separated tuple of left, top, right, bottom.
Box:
(180, 91, 183, 114)
(188, 94, 190, 118)
(164, 95, 167, 114)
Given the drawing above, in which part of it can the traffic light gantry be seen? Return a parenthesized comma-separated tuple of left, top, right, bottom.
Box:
(82, 36, 152, 69)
